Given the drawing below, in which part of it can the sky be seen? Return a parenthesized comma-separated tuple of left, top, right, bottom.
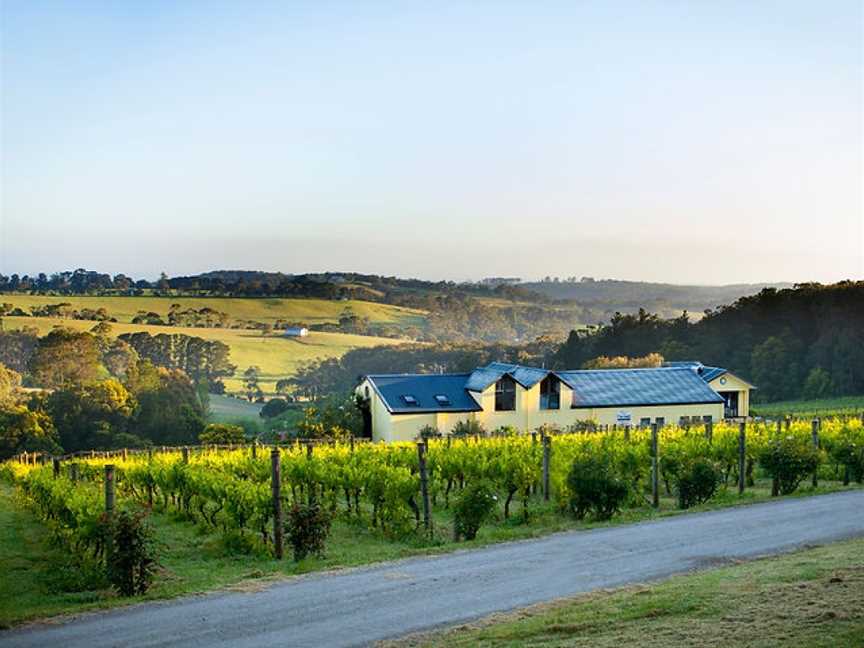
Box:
(1, 1, 862, 284)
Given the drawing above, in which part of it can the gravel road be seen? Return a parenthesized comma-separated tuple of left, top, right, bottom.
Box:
(3, 490, 863, 648)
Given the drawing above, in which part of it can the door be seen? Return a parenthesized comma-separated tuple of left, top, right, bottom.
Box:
(720, 391, 739, 418)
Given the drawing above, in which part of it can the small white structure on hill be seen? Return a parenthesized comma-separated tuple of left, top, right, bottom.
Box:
(283, 326, 309, 337)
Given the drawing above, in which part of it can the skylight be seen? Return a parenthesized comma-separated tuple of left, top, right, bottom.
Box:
(434, 394, 451, 406)
(401, 394, 419, 406)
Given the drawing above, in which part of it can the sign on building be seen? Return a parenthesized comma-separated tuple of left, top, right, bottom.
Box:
(616, 411, 632, 424)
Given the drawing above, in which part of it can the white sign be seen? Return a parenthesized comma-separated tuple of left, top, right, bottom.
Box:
(616, 411, 632, 424)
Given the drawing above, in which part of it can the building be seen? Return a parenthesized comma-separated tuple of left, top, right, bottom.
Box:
(355, 361, 754, 442)
(283, 326, 309, 337)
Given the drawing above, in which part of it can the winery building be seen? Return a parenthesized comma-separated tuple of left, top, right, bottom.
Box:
(355, 361, 754, 443)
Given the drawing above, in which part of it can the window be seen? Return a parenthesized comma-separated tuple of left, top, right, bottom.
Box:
(434, 394, 451, 406)
(539, 375, 560, 410)
(364, 386, 370, 399)
(494, 375, 516, 411)
(679, 416, 690, 427)
(702, 415, 713, 423)
(655, 417, 665, 428)
(639, 417, 651, 428)
(401, 394, 419, 406)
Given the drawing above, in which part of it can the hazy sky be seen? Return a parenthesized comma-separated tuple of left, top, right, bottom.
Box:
(2, 1, 862, 284)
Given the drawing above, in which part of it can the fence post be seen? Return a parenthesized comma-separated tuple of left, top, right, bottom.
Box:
(705, 420, 713, 443)
(52, 457, 60, 479)
(70, 462, 79, 483)
(541, 435, 552, 501)
(651, 423, 659, 508)
(147, 447, 153, 462)
(811, 418, 820, 488)
(306, 443, 315, 504)
(271, 449, 283, 560)
(738, 422, 746, 495)
(182, 447, 190, 464)
(105, 464, 116, 515)
(122, 448, 128, 461)
(350, 435, 355, 453)
(417, 443, 431, 534)
(251, 440, 257, 459)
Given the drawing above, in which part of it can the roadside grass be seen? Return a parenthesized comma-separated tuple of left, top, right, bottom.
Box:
(752, 396, 864, 419)
(387, 537, 864, 648)
(3, 316, 407, 394)
(0, 294, 427, 328)
(1, 479, 861, 629)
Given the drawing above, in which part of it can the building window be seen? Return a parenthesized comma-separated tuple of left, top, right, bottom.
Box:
(702, 415, 713, 423)
(364, 386, 370, 399)
(539, 375, 560, 410)
(655, 417, 665, 427)
(639, 417, 651, 428)
(494, 375, 516, 411)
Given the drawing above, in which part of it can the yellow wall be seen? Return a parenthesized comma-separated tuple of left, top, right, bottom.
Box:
(708, 373, 752, 418)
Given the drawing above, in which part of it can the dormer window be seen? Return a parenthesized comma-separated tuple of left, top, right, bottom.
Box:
(539, 375, 560, 410)
(434, 394, 451, 406)
(401, 394, 419, 406)
(494, 375, 516, 411)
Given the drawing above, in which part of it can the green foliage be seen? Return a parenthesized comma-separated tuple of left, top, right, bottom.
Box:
(451, 419, 486, 438)
(675, 459, 721, 509)
(260, 398, 291, 419)
(758, 436, 821, 495)
(104, 509, 156, 596)
(284, 502, 331, 561)
(566, 455, 629, 520)
(31, 327, 102, 388)
(199, 424, 246, 445)
(802, 367, 834, 400)
(453, 480, 497, 541)
(0, 404, 59, 460)
(295, 395, 363, 439)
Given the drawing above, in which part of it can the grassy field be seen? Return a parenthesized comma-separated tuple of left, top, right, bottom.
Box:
(0, 294, 427, 328)
(1, 479, 861, 629)
(208, 394, 264, 421)
(3, 316, 406, 394)
(752, 396, 864, 419)
(393, 538, 864, 648)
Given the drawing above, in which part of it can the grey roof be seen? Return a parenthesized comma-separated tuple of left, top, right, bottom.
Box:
(364, 373, 482, 414)
(465, 362, 548, 392)
(698, 366, 727, 382)
(556, 367, 725, 408)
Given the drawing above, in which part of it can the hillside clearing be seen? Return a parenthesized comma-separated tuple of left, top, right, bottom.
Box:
(2, 316, 407, 394)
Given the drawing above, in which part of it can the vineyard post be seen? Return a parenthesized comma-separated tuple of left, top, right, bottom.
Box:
(738, 422, 746, 495)
(147, 447, 153, 462)
(252, 440, 257, 459)
(705, 420, 713, 443)
(776, 419, 782, 434)
(182, 447, 189, 464)
(70, 462, 79, 483)
(122, 448, 128, 461)
(350, 435, 355, 453)
(52, 457, 60, 479)
(306, 443, 315, 504)
(811, 419, 820, 488)
(105, 465, 115, 515)
(542, 436, 551, 501)
(271, 449, 283, 560)
(651, 423, 659, 508)
(624, 425, 630, 442)
(417, 443, 431, 534)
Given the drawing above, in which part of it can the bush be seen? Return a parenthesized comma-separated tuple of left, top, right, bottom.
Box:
(675, 459, 721, 509)
(566, 455, 629, 520)
(199, 423, 246, 445)
(453, 481, 497, 541)
(451, 419, 486, 438)
(758, 436, 821, 495)
(285, 502, 331, 561)
(104, 509, 156, 596)
(260, 399, 291, 419)
(830, 439, 864, 484)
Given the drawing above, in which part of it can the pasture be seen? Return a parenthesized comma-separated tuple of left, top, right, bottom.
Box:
(2, 316, 407, 394)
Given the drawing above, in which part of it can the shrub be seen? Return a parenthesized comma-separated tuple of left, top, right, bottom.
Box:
(104, 509, 157, 596)
(199, 423, 246, 445)
(566, 455, 629, 520)
(451, 419, 486, 438)
(675, 459, 721, 509)
(417, 424, 441, 441)
(260, 398, 291, 419)
(453, 481, 497, 541)
(758, 436, 821, 495)
(285, 502, 332, 561)
(829, 439, 864, 484)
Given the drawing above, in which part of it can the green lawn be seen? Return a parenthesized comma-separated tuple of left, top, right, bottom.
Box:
(391, 538, 864, 648)
(2, 479, 861, 629)
(3, 316, 408, 395)
(752, 396, 864, 419)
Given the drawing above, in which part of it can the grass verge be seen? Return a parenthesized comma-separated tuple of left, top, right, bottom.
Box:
(385, 537, 864, 648)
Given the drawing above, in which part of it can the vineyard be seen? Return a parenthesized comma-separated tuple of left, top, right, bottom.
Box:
(2, 417, 864, 599)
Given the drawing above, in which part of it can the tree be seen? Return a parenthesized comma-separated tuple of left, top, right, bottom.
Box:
(260, 398, 291, 419)
(128, 363, 205, 446)
(802, 367, 833, 400)
(199, 423, 246, 445)
(243, 366, 262, 401)
(0, 363, 22, 406)
(31, 327, 102, 388)
(0, 404, 59, 460)
(43, 379, 136, 451)
(750, 334, 801, 402)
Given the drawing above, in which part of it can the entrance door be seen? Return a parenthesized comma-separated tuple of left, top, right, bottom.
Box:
(720, 391, 739, 418)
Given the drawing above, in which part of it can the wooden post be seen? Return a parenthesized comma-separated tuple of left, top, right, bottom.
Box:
(182, 447, 190, 464)
(52, 457, 60, 479)
(306, 443, 315, 504)
(417, 443, 431, 534)
(104, 465, 116, 515)
(122, 448, 128, 461)
(738, 422, 746, 495)
(624, 425, 630, 442)
(147, 447, 153, 462)
(705, 420, 713, 443)
(651, 423, 659, 508)
(776, 419, 782, 434)
(542, 436, 551, 501)
(251, 440, 257, 459)
(811, 419, 820, 488)
(271, 449, 283, 560)
(70, 463, 79, 483)
(350, 435, 355, 452)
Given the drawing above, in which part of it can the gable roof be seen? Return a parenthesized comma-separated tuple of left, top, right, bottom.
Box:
(556, 367, 725, 408)
(465, 362, 548, 392)
(662, 361, 755, 387)
(363, 373, 483, 414)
